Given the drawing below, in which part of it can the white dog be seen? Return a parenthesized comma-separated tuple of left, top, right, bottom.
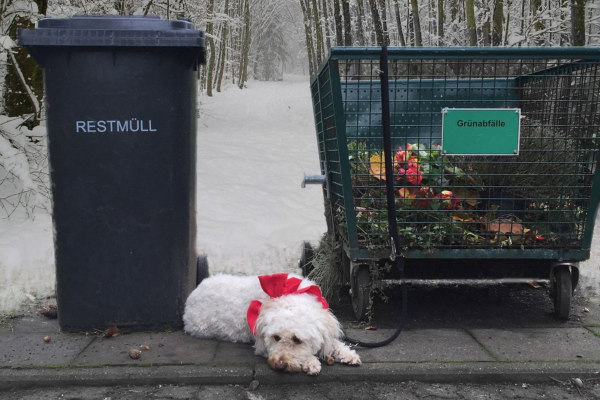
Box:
(183, 273, 361, 375)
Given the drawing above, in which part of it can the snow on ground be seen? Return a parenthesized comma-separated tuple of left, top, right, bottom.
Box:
(0, 209, 55, 313)
(0, 74, 326, 313)
(196, 75, 326, 274)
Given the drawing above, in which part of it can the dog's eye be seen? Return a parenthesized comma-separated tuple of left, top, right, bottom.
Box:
(293, 336, 302, 345)
(273, 335, 281, 342)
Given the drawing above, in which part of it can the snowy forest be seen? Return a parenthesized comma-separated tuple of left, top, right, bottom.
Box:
(0, 0, 599, 217)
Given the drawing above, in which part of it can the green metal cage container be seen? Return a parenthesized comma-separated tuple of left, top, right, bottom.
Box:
(303, 47, 600, 321)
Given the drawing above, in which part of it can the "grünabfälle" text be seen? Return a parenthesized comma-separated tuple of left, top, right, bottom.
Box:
(456, 119, 506, 127)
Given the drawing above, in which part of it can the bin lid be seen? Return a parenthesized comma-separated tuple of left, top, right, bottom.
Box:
(18, 16, 204, 49)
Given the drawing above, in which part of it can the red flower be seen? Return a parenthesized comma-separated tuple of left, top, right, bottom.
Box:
(407, 157, 419, 170)
(416, 187, 434, 209)
(405, 167, 423, 186)
(395, 147, 407, 165)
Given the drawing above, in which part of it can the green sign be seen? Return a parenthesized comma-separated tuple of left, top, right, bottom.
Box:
(441, 108, 521, 155)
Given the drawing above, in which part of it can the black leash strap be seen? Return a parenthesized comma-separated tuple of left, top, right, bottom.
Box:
(343, 46, 408, 348)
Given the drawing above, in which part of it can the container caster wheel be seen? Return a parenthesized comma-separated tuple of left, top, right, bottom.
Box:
(351, 264, 371, 321)
(552, 266, 572, 320)
(299, 241, 314, 277)
(197, 255, 209, 286)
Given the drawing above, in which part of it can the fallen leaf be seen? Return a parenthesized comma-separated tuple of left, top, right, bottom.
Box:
(452, 188, 479, 207)
(140, 345, 150, 350)
(365, 325, 377, 330)
(40, 305, 58, 319)
(584, 308, 590, 313)
(398, 187, 416, 199)
(526, 281, 541, 289)
(452, 213, 474, 222)
(103, 326, 119, 339)
(43, 336, 51, 343)
(369, 153, 386, 180)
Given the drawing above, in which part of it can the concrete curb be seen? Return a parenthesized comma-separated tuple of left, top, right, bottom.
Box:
(1, 362, 600, 390)
(0, 365, 254, 391)
(255, 362, 600, 385)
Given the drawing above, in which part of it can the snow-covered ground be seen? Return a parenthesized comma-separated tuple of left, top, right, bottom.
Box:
(0, 209, 55, 314)
(0, 74, 327, 313)
(195, 75, 327, 273)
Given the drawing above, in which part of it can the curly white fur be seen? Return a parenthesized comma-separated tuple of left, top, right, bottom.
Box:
(183, 274, 360, 375)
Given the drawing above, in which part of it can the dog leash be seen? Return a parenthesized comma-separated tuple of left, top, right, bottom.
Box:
(342, 45, 408, 348)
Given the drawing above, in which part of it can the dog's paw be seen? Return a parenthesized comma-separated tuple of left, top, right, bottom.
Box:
(302, 358, 322, 375)
(286, 361, 302, 373)
(338, 349, 361, 366)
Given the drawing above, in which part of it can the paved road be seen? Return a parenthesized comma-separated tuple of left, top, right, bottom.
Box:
(3, 381, 600, 399)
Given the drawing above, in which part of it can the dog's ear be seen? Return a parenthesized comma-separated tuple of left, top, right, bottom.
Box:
(317, 309, 343, 359)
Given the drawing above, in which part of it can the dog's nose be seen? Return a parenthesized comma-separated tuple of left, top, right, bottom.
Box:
(274, 360, 287, 370)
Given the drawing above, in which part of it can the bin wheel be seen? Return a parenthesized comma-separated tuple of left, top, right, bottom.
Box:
(197, 255, 209, 286)
(351, 264, 371, 321)
(553, 266, 572, 320)
(299, 241, 314, 277)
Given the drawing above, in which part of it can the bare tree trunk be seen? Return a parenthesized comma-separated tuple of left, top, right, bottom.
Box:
(216, 0, 229, 93)
(205, 0, 216, 96)
(428, 0, 435, 46)
(379, 0, 390, 45)
(238, 0, 251, 89)
(465, 0, 477, 46)
(519, 0, 525, 46)
(503, 0, 510, 46)
(341, 0, 353, 45)
(333, 0, 344, 45)
(492, 0, 504, 46)
(588, 0, 593, 45)
(571, 0, 587, 46)
(311, 0, 324, 65)
(321, 0, 332, 50)
(450, 0, 459, 22)
(437, 0, 444, 45)
(483, 16, 491, 46)
(561, 0, 569, 46)
(407, 0, 414, 45)
(300, 0, 317, 75)
(357, 0, 367, 45)
(394, 0, 407, 46)
(410, 0, 423, 46)
(369, 0, 385, 45)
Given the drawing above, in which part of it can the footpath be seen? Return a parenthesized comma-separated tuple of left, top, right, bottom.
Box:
(1, 310, 599, 390)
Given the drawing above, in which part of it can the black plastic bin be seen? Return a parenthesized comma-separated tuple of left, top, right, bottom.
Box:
(19, 16, 205, 332)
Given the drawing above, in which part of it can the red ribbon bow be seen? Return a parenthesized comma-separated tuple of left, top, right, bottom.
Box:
(246, 273, 329, 335)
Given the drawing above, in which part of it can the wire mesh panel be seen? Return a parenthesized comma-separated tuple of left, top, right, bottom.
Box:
(311, 48, 600, 258)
